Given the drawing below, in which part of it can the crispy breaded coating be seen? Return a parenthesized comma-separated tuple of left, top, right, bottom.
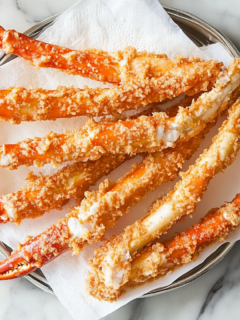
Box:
(0, 123, 207, 278)
(0, 94, 199, 225)
(0, 154, 127, 225)
(0, 26, 119, 83)
(127, 195, 240, 290)
(1, 60, 239, 170)
(87, 98, 240, 302)
(1, 31, 240, 301)
(0, 56, 221, 123)
(0, 26, 222, 87)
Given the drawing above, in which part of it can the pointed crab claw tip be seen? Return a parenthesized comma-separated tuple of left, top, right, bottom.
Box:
(0, 252, 37, 280)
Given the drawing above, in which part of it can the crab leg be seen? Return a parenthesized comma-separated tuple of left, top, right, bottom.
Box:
(0, 55, 219, 124)
(0, 26, 120, 83)
(127, 194, 240, 292)
(1, 60, 240, 170)
(0, 26, 221, 86)
(0, 125, 207, 279)
(87, 97, 240, 301)
(0, 220, 69, 279)
(0, 154, 128, 225)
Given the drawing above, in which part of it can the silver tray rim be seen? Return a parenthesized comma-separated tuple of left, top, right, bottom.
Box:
(0, 5, 239, 298)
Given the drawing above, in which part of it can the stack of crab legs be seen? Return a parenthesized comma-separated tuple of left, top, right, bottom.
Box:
(1, 26, 240, 302)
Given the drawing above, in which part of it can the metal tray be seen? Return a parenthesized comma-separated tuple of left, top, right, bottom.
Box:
(0, 6, 239, 297)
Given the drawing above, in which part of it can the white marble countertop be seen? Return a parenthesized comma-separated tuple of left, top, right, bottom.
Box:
(0, 1, 240, 320)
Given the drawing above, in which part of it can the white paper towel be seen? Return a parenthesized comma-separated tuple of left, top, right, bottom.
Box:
(0, 0, 238, 319)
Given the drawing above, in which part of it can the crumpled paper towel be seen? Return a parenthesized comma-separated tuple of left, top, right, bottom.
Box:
(0, 0, 238, 319)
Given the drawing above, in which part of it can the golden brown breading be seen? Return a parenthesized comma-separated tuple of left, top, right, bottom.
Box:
(0, 27, 222, 87)
(0, 154, 128, 225)
(87, 98, 240, 302)
(124, 195, 240, 292)
(67, 136, 202, 255)
(0, 93, 199, 225)
(0, 118, 208, 278)
(0, 26, 120, 83)
(1, 60, 240, 170)
(0, 57, 221, 123)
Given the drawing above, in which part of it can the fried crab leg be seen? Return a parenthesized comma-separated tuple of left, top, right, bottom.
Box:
(1, 60, 239, 170)
(87, 97, 240, 301)
(0, 154, 128, 225)
(0, 26, 221, 87)
(0, 128, 206, 279)
(0, 58, 221, 124)
(0, 26, 119, 83)
(126, 194, 240, 293)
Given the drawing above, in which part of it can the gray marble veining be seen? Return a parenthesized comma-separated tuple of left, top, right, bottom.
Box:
(0, 0, 240, 320)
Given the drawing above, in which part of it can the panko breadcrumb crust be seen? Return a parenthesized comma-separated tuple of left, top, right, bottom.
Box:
(0, 53, 221, 123)
(128, 195, 240, 286)
(0, 93, 203, 225)
(0, 154, 128, 224)
(87, 98, 240, 302)
(1, 30, 240, 303)
(2, 59, 240, 170)
(1, 116, 208, 274)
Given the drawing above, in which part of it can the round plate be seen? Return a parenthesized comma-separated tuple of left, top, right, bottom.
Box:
(0, 6, 239, 297)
